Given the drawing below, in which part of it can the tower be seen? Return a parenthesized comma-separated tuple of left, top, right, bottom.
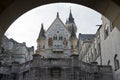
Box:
(65, 9, 78, 55)
(70, 26, 78, 55)
(65, 9, 77, 33)
(36, 24, 46, 57)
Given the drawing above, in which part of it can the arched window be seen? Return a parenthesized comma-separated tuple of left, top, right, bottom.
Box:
(91, 52, 93, 60)
(53, 34, 57, 40)
(94, 48, 97, 57)
(59, 36, 63, 40)
(104, 24, 109, 39)
(107, 60, 110, 65)
(114, 54, 119, 71)
(98, 43, 101, 54)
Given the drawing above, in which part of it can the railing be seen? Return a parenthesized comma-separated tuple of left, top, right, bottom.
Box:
(18, 58, 71, 72)
(52, 48, 64, 52)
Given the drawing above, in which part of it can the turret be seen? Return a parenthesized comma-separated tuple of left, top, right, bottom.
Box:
(36, 24, 46, 56)
(37, 23, 45, 40)
(65, 9, 77, 33)
(70, 26, 78, 55)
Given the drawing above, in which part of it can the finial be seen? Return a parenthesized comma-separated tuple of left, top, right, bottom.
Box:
(69, 6, 71, 12)
(38, 23, 45, 38)
(57, 12, 59, 18)
(68, 7, 74, 23)
(69, 6, 72, 16)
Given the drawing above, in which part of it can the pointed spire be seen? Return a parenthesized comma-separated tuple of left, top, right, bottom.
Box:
(57, 12, 59, 18)
(70, 25, 76, 38)
(38, 23, 45, 38)
(69, 9, 74, 23)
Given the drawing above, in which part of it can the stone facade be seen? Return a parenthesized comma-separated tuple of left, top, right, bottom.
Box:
(0, 36, 34, 64)
(0, 54, 113, 80)
(79, 16, 120, 80)
(36, 12, 78, 58)
(0, 12, 114, 80)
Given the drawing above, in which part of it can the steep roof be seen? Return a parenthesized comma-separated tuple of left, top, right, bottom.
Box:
(38, 24, 45, 38)
(68, 9, 74, 23)
(46, 12, 70, 35)
(79, 34, 95, 41)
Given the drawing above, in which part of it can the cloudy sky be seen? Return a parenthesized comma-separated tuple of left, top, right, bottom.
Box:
(5, 3, 102, 49)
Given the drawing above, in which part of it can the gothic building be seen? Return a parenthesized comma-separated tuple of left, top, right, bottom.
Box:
(0, 11, 113, 80)
(36, 11, 78, 58)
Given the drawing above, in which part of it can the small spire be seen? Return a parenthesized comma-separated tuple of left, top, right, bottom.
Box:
(57, 12, 59, 18)
(38, 23, 45, 38)
(41, 23, 43, 29)
(69, 9, 74, 23)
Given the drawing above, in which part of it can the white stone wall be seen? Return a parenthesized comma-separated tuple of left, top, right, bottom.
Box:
(78, 16, 120, 80)
(98, 16, 120, 80)
(45, 17, 71, 58)
(0, 36, 34, 64)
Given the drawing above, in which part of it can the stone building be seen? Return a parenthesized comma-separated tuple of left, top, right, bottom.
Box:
(0, 36, 34, 64)
(79, 16, 120, 80)
(0, 11, 113, 80)
(78, 34, 95, 63)
(36, 11, 78, 58)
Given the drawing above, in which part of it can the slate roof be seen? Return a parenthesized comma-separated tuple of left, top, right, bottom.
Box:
(79, 34, 95, 41)
(38, 24, 45, 38)
(68, 9, 74, 23)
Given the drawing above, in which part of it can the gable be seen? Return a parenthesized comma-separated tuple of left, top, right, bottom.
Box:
(45, 17, 70, 38)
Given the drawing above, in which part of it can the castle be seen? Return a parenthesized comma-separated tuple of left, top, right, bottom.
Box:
(0, 11, 113, 80)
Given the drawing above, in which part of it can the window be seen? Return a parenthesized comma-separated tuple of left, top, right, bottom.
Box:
(59, 36, 63, 40)
(98, 43, 101, 55)
(104, 24, 109, 39)
(91, 52, 93, 60)
(114, 54, 119, 71)
(53, 34, 57, 40)
(110, 22, 114, 32)
(94, 48, 97, 57)
(107, 60, 110, 65)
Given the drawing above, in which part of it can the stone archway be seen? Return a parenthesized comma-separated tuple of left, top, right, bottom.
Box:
(0, 0, 120, 43)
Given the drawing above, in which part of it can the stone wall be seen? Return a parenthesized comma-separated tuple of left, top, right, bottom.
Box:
(0, 36, 34, 64)
(0, 54, 113, 80)
(79, 16, 120, 80)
